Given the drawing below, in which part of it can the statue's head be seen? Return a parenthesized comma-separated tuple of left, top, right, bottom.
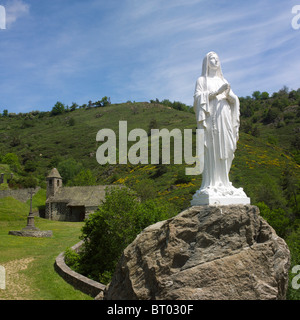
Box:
(207, 52, 220, 70)
(201, 51, 224, 79)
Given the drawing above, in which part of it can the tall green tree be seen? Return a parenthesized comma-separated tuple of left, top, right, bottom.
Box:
(57, 158, 83, 185)
(51, 101, 65, 115)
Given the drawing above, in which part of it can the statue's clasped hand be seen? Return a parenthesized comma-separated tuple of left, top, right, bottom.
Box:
(218, 83, 230, 95)
(209, 83, 230, 100)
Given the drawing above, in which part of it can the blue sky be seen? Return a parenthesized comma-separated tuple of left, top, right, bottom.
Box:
(0, 0, 300, 113)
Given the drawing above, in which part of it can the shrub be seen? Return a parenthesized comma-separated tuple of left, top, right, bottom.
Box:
(76, 186, 172, 283)
(69, 169, 96, 186)
(257, 202, 290, 237)
(263, 108, 280, 124)
(67, 117, 75, 126)
(132, 179, 156, 201)
(255, 174, 286, 210)
(2, 153, 21, 172)
(150, 164, 168, 179)
(175, 168, 192, 184)
(9, 176, 37, 189)
(64, 248, 81, 272)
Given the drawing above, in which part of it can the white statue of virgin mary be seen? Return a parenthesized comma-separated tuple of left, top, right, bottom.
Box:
(191, 52, 250, 206)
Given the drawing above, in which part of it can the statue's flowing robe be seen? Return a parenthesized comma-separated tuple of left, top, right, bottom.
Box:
(193, 76, 240, 191)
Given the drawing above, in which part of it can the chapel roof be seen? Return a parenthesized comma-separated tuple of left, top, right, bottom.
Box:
(47, 168, 62, 179)
(46, 185, 116, 207)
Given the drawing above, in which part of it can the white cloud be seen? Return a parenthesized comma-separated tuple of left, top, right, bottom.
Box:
(5, 0, 29, 27)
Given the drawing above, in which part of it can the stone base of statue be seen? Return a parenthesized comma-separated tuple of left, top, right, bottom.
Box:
(191, 184, 250, 206)
(104, 205, 290, 300)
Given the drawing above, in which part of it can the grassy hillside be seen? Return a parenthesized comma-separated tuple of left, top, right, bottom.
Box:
(0, 99, 299, 210)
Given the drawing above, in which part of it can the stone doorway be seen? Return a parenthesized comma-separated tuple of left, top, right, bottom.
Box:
(70, 206, 86, 222)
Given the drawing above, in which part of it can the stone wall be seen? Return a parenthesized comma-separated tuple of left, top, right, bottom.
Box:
(54, 241, 106, 298)
(46, 202, 92, 221)
(0, 187, 40, 203)
(45, 201, 71, 221)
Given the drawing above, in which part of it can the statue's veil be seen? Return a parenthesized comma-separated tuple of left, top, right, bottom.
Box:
(201, 51, 225, 79)
(201, 52, 226, 91)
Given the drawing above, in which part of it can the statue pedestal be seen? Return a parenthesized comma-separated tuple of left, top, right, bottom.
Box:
(191, 185, 250, 206)
(191, 194, 250, 206)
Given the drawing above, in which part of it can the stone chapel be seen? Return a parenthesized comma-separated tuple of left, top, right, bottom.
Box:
(45, 168, 112, 222)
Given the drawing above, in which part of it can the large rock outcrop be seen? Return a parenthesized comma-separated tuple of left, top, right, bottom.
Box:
(104, 205, 290, 300)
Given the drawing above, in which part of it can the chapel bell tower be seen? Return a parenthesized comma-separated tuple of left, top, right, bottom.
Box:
(46, 168, 63, 199)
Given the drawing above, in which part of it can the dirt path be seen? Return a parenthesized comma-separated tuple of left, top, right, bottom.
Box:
(0, 257, 35, 300)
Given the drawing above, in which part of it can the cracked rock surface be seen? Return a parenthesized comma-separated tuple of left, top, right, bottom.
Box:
(104, 205, 290, 300)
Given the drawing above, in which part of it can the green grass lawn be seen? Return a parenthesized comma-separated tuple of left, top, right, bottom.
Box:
(0, 194, 92, 300)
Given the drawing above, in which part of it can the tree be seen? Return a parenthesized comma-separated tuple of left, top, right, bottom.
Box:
(57, 158, 83, 185)
(278, 86, 289, 96)
(2, 109, 8, 117)
(20, 176, 37, 188)
(70, 102, 78, 111)
(70, 169, 96, 186)
(263, 107, 279, 124)
(161, 99, 172, 107)
(2, 153, 21, 172)
(252, 91, 261, 100)
(51, 101, 65, 115)
(172, 101, 189, 112)
(100, 96, 110, 107)
(261, 91, 269, 100)
(24, 160, 36, 172)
